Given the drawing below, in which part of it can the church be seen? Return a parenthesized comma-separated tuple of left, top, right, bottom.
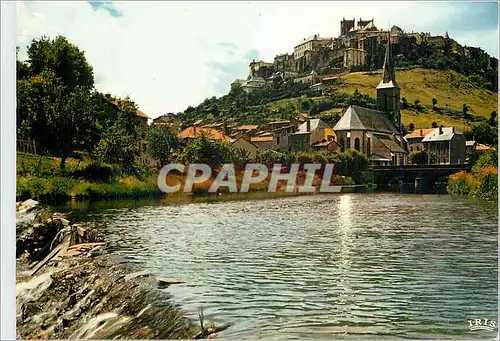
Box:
(333, 37, 408, 166)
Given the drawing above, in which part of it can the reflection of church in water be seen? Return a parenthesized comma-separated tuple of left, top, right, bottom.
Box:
(333, 37, 408, 166)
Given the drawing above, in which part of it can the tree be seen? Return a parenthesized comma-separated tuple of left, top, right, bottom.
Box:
(462, 103, 469, 116)
(27, 35, 94, 91)
(432, 122, 438, 128)
(471, 122, 498, 146)
(408, 122, 415, 132)
(94, 123, 140, 172)
(489, 111, 497, 127)
(401, 97, 409, 109)
(432, 98, 438, 110)
(178, 136, 235, 169)
(414, 99, 421, 107)
(335, 149, 368, 184)
(16, 71, 98, 169)
(148, 125, 179, 166)
(409, 150, 437, 165)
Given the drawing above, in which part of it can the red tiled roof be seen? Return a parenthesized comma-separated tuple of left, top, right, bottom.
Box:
(404, 128, 435, 139)
(250, 136, 274, 142)
(476, 143, 493, 151)
(234, 125, 259, 131)
(177, 126, 231, 142)
(109, 97, 150, 119)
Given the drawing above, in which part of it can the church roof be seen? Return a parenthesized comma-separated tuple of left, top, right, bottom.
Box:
(333, 105, 399, 134)
(377, 33, 399, 90)
(373, 133, 407, 154)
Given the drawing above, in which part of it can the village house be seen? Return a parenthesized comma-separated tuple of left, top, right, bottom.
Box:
(404, 128, 436, 153)
(422, 126, 466, 164)
(231, 137, 260, 160)
(333, 37, 408, 165)
(289, 119, 334, 152)
(250, 136, 276, 151)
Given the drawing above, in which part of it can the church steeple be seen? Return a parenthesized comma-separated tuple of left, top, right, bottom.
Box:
(377, 33, 398, 89)
(376, 32, 401, 131)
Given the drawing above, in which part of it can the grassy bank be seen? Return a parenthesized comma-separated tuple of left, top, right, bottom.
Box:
(16, 152, 160, 202)
(17, 152, 357, 203)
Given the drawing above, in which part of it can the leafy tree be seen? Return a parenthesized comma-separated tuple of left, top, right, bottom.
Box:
(335, 149, 368, 184)
(475, 149, 498, 167)
(471, 122, 498, 146)
(178, 136, 234, 169)
(408, 122, 415, 132)
(94, 123, 140, 172)
(408, 150, 437, 165)
(148, 125, 179, 166)
(462, 103, 469, 116)
(27, 36, 94, 91)
(432, 122, 438, 128)
(489, 111, 497, 127)
(401, 97, 409, 109)
(414, 99, 421, 108)
(432, 98, 438, 109)
(16, 71, 98, 169)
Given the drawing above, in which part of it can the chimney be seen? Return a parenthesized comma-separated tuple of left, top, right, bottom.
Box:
(439, 126, 443, 135)
(306, 120, 311, 132)
(420, 129, 423, 137)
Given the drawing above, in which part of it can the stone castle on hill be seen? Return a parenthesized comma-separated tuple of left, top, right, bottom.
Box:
(232, 18, 497, 94)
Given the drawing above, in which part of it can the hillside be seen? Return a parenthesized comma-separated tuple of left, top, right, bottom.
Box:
(176, 67, 497, 133)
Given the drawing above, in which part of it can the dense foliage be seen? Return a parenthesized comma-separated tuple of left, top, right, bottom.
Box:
(17, 36, 143, 171)
(447, 148, 498, 200)
(408, 150, 438, 165)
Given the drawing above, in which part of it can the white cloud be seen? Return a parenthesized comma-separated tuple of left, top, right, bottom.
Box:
(17, 1, 498, 119)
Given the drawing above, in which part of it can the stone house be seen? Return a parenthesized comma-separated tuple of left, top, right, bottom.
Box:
(231, 137, 260, 160)
(422, 126, 466, 164)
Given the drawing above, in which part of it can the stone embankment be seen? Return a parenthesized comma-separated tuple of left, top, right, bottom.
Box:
(15, 200, 227, 339)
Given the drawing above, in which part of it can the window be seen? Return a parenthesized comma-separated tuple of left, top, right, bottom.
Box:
(410, 146, 413, 151)
(366, 137, 371, 156)
(339, 138, 345, 151)
(354, 137, 360, 151)
(346, 137, 351, 150)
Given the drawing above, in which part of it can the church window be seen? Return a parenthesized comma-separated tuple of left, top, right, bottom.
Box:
(354, 137, 360, 151)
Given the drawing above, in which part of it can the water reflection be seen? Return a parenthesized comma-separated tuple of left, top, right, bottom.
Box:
(53, 194, 498, 339)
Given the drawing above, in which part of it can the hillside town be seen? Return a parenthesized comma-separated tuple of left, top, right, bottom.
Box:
(231, 18, 497, 94)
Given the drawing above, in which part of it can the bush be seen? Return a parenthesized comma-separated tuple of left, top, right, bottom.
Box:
(447, 167, 498, 200)
(408, 150, 438, 165)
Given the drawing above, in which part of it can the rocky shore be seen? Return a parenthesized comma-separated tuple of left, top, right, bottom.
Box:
(15, 200, 225, 340)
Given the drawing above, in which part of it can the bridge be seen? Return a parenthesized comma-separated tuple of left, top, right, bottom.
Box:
(369, 163, 472, 192)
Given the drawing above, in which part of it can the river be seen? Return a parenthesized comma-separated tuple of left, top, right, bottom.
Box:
(53, 193, 498, 339)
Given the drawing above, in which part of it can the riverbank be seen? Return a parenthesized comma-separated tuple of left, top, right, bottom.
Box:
(17, 151, 358, 203)
(15, 200, 226, 339)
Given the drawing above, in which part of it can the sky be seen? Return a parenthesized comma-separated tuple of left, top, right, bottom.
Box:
(17, 1, 499, 119)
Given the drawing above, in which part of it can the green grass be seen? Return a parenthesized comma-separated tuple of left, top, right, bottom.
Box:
(16, 152, 160, 202)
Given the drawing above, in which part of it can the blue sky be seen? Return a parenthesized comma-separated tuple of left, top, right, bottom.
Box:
(17, 1, 498, 119)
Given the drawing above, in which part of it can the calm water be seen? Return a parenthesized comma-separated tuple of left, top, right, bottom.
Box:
(55, 194, 498, 339)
